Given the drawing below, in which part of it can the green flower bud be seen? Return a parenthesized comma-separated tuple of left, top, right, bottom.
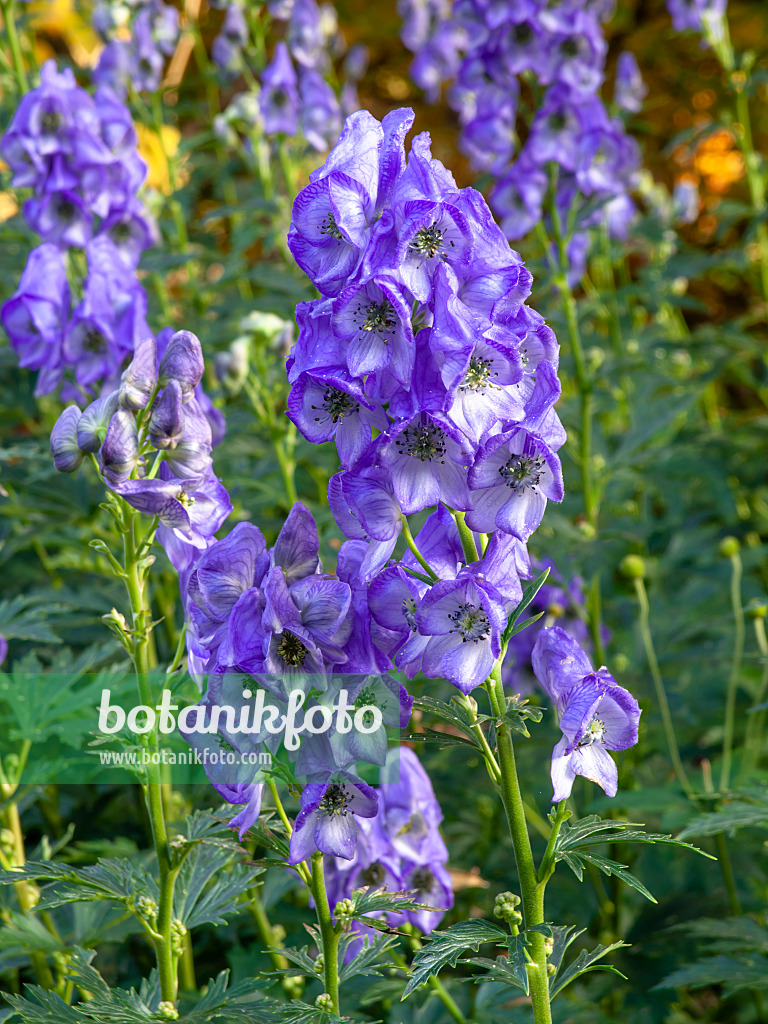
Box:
(493, 891, 523, 928)
(334, 897, 355, 931)
(620, 554, 646, 579)
(315, 993, 334, 1012)
(746, 599, 767, 620)
(719, 536, 740, 558)
(157, 1001, 179, 1020)
(453, 693, 479, 719)
(136, 896, 159, 921)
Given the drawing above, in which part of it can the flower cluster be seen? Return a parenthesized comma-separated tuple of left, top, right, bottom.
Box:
(50, 329, 230, 572)
(532, 627, 640, 802)
(326, 747, 453, 935)
(286, 107, 565, 695)
(177, 503, 414, 854)
(92, 0, 179, 96)
(666, 0, 727, 35)
(0, 61, 156, 397)
(398, 0, 643, 280)
(213, 0, 367, 154)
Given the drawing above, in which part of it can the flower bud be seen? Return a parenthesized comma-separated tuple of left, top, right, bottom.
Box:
(77, 391, 120, 453)
(719, 536, 740, 559)
(620, 554, 646, 580)
(157, 1002, 179, 1021)
(215, 336, 250, 395)
(453, 693, 478, 720)
(163, 397, 212, 479)
(149, 379, 186, 450)
(100, 409, 140, 477)
(493, 891, 523, 928)
(119, 336, 157, 410)
(746, 599, 767, 620)
(315, 994, 334, 1012)
(157, 330, 204, 402)
(50, 406, 84, 472)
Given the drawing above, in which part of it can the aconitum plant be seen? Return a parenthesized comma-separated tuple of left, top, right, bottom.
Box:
(212, 0, 366, 159)
(0, 61, 156, 397)
(398, 0, 641, 280)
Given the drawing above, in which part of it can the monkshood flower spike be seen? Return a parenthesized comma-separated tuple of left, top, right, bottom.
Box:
(532, 626, 641, 802)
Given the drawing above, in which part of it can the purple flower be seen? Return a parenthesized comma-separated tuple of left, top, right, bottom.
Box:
(100, 409, 140, 477)
(77, 391, 120, 452)
(0, 636, 7, 666)
(299, 70, 342, 152)
(667, 0, 726, 33)
(614, 51, 646, 114)
(149, 379, 185, 450)
(1, 244, 70, 379)
(23, 190, 93, 247)
(287, 0, 326, 69)
(157, 330, 205, 401)
(287, 367, 387, 468)
(532, 627, 641, 802)
(119, 336, 158, 411)
(415, 569, 507, 693)
(332, 274, 415, 384)
(259, 42, 300, 136)
(375, 410, 472, 515)
(466, 427, 564, 540)
(289, 773, 378, 862)
(50, 406, 84, 473)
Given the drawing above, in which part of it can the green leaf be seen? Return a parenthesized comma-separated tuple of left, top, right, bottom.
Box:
(549, 940, 629, 998)
(338, 932, 400, 983)
(655, 953, 768, 995)
(402, 919, 508, 998)
(559, 848, 657, 902)
(464, 933, 530, 994)
(502, 568, 551, 643)
(344, 885, 436, 928)
(676, 800, 768, 839)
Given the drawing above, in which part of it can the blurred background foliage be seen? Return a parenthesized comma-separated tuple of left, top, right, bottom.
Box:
(1, 1, 768, 1023)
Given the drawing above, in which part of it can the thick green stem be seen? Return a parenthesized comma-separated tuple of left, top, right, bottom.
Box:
(633, 578, 695, 799)
(122, 510, 178, 1003)
(310, 853, 340, 1013)
(486, 666, 552, 1024)
(1, 0, 28, 95)
(721, 551, 745, 791)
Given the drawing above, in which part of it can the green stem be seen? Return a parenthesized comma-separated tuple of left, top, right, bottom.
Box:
(310, 853, 340, 1013)
(452, 510, 479, 564)
(536, 802, 570, 886)
(743, 617, 768, 775)
(486, 665, 552, 1024)
(1, 0, 28, 95)
(121, 508, 178, 1004)
(249, 887, 289, 973)
(545, 209, 605, 665)
(400, 516, 438, 580)
(721, 551, 744, 791)
(633, 578, 695, 799)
